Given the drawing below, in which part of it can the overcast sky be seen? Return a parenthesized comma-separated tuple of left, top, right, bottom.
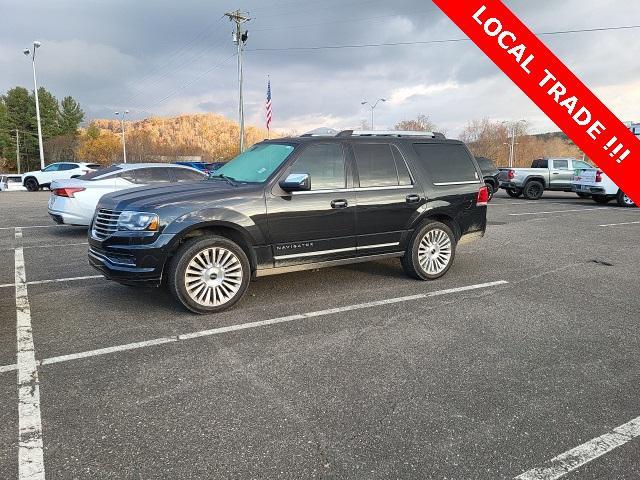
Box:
(2, 0, 639, 137)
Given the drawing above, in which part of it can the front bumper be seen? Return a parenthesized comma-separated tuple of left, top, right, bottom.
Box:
(88, 233, 177, 287)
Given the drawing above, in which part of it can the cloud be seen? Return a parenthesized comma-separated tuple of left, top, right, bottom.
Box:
(0, 0, 638, 137)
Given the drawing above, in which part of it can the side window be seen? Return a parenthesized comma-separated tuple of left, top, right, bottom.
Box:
(172, 168, 206, 182)
(134, 168, 172, 184)
(392, 146, 413, 186)
(553, 160, 569, 170)
(574, 161, 591, 170)
(118, 170, 137, 183)
(43, 164, 60, 172)
(289, 143, 346, 190)
(353, 143, 400, 188)
(413, 144, 478, 184)
(532, 159, 548, 168)
(57, 163, 77, 171)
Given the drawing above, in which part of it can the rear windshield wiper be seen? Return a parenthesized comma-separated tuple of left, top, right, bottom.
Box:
(210, 173, 238, 186)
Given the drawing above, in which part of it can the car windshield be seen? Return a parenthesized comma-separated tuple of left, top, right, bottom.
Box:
(212, 143, 295, 183)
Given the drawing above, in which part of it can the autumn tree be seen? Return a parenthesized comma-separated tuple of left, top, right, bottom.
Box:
(394, 114, 438, 132)
(75, 124, 121, 164)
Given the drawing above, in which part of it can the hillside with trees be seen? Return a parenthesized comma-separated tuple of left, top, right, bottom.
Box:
(81, 114, 272, 165)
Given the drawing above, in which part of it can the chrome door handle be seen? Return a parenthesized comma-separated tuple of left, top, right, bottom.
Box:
(331, 199, 348, 209)
(406, 194, 421, 204)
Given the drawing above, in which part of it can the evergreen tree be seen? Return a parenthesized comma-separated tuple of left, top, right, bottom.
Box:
(28, 87, 60, 138)
(57, 96, 84, 135)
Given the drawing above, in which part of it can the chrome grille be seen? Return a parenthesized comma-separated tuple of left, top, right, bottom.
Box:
(91, 209, 122, 240)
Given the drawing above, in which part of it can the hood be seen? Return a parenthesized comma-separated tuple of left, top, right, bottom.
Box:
(97, 180, 260, 213)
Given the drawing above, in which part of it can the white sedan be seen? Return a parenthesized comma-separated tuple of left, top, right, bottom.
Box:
(47, 163, 207, 226)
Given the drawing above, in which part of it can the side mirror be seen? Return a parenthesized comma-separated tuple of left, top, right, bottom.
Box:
(279, 173, 310, 192)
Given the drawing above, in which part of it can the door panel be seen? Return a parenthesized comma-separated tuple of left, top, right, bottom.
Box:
(549, 159, 572, 189)
(351, 143, 425, 254)
(266, 143, 357, 267)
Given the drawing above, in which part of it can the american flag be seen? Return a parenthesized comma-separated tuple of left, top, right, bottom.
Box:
(266, 79, 273, 131)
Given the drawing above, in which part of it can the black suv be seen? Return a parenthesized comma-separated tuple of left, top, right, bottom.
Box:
(88, 131, 489, 314)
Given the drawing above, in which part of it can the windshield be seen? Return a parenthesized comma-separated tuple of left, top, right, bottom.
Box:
(213, 143, 295, 183)
(79, 165, 121, 180)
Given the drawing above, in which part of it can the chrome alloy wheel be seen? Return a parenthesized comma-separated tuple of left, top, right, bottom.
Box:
(623, 193, 634, 206)
(184, 247, 243, 307)
(418, 228, 453, 275)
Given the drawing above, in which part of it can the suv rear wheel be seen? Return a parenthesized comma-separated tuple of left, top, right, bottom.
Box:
(402, 221, 456, 280)
(168, 235, 250, 314)
(24, 177, 39, 192)
(523, 181, 544, 200)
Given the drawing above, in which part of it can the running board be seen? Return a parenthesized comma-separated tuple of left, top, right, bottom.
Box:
(255, 252, 404, 277)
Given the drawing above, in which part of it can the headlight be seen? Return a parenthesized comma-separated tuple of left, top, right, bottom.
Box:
(117, 211, 159, 231)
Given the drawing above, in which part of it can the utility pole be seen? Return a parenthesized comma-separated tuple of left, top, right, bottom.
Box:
(15, 129, 21, 174)
(225, 10, 250, 152)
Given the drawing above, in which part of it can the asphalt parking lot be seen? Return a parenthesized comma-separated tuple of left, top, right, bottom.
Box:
(1, 190, 639, 479)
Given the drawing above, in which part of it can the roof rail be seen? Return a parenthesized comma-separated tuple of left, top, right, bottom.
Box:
(336, 130, 445, 139)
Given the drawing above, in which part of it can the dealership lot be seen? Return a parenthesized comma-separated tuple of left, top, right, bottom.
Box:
(0, 191, 639, 479)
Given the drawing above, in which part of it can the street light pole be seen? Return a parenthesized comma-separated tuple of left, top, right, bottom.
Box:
(23, 41, 45, 170)
(115, 110, 129, 163)
(361, 98, 386, 130)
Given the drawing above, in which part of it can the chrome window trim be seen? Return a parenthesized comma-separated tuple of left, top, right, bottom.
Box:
(291, 185, 414, 195)
(273, 242, 401, 260)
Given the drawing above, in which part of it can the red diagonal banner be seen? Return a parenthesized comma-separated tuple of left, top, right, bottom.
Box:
(432, 0, 640, 205)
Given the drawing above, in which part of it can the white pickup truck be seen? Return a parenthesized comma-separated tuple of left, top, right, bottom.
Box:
(572, 169, 636, 207)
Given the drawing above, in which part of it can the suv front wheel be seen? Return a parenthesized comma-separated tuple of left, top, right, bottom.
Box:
(402, 221, 456, 280)
(168, 235, 250, 314)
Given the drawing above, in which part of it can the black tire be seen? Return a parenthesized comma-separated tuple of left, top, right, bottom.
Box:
(24, 177, 39, 192)
(167, 235, 251, 314)
(523, 181, 544, 200)
(506, 188, 522, 198)
(576, 192, 591, 199)
(592, 195, 610, 205)
(616, 190, 636, 208)
(401, 221, 456, 281)
(485, 182, 495, 201)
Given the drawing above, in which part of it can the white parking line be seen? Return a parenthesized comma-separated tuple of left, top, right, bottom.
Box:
(0, 280, 508, 375)
(0, 275, 103, 289)
(14, 228, 45, 480)
(599, 221, 640, 227)
(515, 416, 640, 479)
(0, 225, 69, 231)
(0, 242, 89, 252)
(508, 208, 609, 216)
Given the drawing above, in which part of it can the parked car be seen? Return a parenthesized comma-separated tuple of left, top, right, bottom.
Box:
(0, 174, 26, 192)
(572, 168, 636, 207)
(498, 157, 593, 200)
(48, 163, 207, 226)
(475, 156, 500, 201)
(88, 130, 489, 314)
(22, 162, 102, 192)
(175, 161, 223, 175)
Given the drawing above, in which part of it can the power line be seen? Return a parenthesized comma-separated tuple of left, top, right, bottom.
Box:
(141, 53, 237, 110)
(247, 24, 640, 52)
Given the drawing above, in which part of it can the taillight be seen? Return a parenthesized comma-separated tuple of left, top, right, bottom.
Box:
(595, 170, 603, 183)
(507, 169, 515, 180)
(52, 187, 85, 198)
(477, 186, 490, 206)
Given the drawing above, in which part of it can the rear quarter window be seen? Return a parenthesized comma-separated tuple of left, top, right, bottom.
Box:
(412, 143, 478, 185)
